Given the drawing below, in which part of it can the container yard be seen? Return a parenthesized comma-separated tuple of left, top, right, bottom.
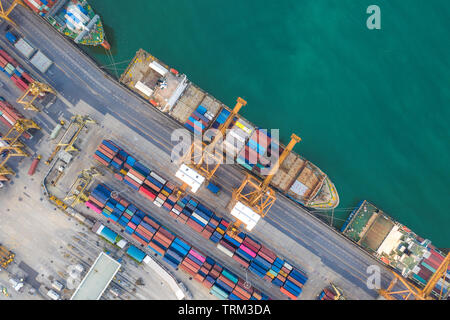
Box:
(120, 49, 339, 211)
(0, 46, 36, 92)
(88, 139, 309, 299)
(342, 200, 449, 299)
(22, 0, 110, 49)
(1, 2, 448, 303)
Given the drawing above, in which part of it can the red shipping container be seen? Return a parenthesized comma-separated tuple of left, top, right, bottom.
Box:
(143, 216, 160, 230)
(287, 275, 303, 288)
(0, 116, 12, 129)
(132, 233, 149, 246)
(127, 221, 137, 230)
(98, 144, 116, 158)
(93, 154, 109, 166)
(186, 218, 204, 233)
(179, 263, 196, 276)
(280, 287, 297, 300)
(20, 72, 34, 84)
(114, 173, 124, 181)
(136, 225, 154, 239)
(148, 241, 166, 255)
(124, 175, 141, 187)
(232, 254, 250, 268)
(122, 212, 131, 220)
(157, 228, 175, 241)
(194, 273, 205, 283)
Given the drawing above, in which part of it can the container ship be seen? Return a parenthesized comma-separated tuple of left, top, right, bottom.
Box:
(23, 0, 110, 49)
(119, 49, 339, 210)
(341, 200, 449, 299)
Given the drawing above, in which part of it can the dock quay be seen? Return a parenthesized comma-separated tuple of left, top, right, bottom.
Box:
(0, 2, 404, 300)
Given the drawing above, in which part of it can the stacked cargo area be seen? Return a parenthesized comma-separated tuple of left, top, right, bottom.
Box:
(90, 139, 309, 299)
(342, 200, 449, 299)
(120, 49, 339, 210)
(0, 99, 33, 139)
(0, 47, 36, 91)
(87, 183, 272, 300)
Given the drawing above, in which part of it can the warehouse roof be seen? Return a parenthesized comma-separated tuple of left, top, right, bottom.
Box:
(71, 252, 121, 300)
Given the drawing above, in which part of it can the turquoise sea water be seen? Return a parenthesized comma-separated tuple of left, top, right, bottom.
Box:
(85, 0, 449, 247)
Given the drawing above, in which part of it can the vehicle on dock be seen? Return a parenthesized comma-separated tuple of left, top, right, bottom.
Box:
(317, 283, 345, 300)
(119, 49, 339, 210)
(27, 155, 41, 176)
(341, 200, 449, 299)
(23, 0, 110, 49)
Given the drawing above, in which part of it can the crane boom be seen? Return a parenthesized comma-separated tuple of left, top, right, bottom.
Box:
(379, 252, 450, 300)
(260, 133, 301, 190)
(421, 252, 450, 298)
(176, 97, 247, 196)
(0, 0, 25, 27)
(206, 97, 247, 153)
(228, 132, 301, 232)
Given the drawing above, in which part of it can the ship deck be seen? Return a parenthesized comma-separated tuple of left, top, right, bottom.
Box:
(120, 49, 338, 209)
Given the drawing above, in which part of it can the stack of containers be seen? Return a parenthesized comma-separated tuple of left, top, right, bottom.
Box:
(179, 248, 206, 278)
(217, 229, 241, 258)
(209, 107, 231, 130)
(0, 48, 34, 92)
(94, 141, 178, 212)
(413, 248, 449, 296)
(23, 0, 56, 15)
(237, 129, 274, 173)
(149, 226, 175, 256)
(93, 140, 120, 166)
(91, 142, 309, 299)
(211, 219, 228, 244)
(0, 100, 32, 139)
(222, 118, 254, 158)
(318, 288, 337, 300)
(86, 184, 271, 301)
(86, 183, 111, 212)
(184, 105, 214, 135)
(164, 237, 191, 269)
(234, 234, 260, 268)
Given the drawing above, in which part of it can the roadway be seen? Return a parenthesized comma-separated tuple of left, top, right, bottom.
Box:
(4, 2, 395, 299)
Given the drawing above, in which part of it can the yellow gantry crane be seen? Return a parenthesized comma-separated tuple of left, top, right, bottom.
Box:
(0, 0, 24, 27)
(227, 133, 301, 233)
(45, 115, 96, 165)
(0, 118, 40, 178)
(2, 118, 40, 146)
(17, 81, 56, 112)
(379, 252, 450, 300)
(0, 245, 14, 269)
(175, 97, 247, 198)
(63, 167, 101, 207)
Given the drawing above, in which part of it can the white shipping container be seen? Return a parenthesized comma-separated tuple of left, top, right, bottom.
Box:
(149, 61, 168, 76)
(126, 172, 143, 185)
(135, 81, 154, 97)
(192, 212, 208, 225)
(47, 289, 60, 300)
(217, 244, 234, 257)
(150, 171, 167, 185)
(14, 38, 36, 59)
(29, 50, 53, 73)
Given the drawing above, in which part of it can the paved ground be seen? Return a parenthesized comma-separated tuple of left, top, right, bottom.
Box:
(0, 1, 399, 300)
(0, 158, 213, 300)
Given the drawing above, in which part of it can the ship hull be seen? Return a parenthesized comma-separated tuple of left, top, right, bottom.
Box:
(24, 0, 108, 48)
(120, 49, 340, 210)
